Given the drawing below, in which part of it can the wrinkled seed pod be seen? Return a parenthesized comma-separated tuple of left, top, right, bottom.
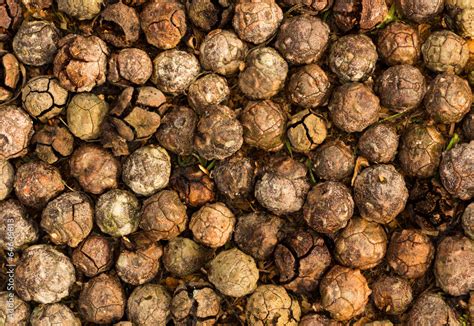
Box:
(207, 248, 259, 297)
(255, 156, 310, 215)
(0, 292, 30, 326)
(127, 284, 171, 326)
(434, 235, 474, 296)
(15, 245, 76, 304)
(67, 93, 108, 140)
(462, 203, 474, 239)
(32, 123, 74, 164)
(212, 154, 256, 201)
(152, 49, 200, 94)
(108, 48, 153, 85)
(377, 21, 421, 66)
(422, 30, 469, 74)
(274, 229, 332, 294)
(329, 34, 378, 82)
(163, 237, 213, 277)
(233, 0, 283, 44)
(0, 105, 33, 160)
(439, 141, 474, 200)
(281, 0, 332, 11)
(58, 0, 103, 20)
(446, 0, 474, 38)
(241, 100, 286, 152)
(398, 125, 444, 178)
(358, 124, 399, 163)
(287, 64, 331, 109)
(332, 0, 387, 32)
(14, 161, 64, 209)
(0, 51, 21, 102)
(30, 303, 81, 326)
(0, 0, 22, 40)
(239, 47, 288, 100)
(79, 273, 125, 324)
(407, 292, 459, 326)
(0, 199, 38, 250)
(41, 191, 93, 247)
(329, 82, 380, 133)
(72, 234, 114, 277)
(275, 15, 329, 65)
(287, 109, 327, 153)
(0, 160, 13, 200)
(395, 0, 444, 23)
(70, 144, 120, 195)
(335, 217, 387, 270)
(387, 229, 435, 278)
(320, 265, 371, 321)
(312, 140, 355, 181)
(189, 202, 235, 248)
(170, 165, 216, 207)
(95, 189, 140, 237)
(187, 0, 232, 31)
(303, 181, 354, 234)
(22, 76, 68, 122)
(354, 164, 408, 224)
(98, 2, 139, 48)
(463, 110, 474, 140)
(234, 212, 284, 260)
(299, 313, 342, 326)
(187, 74, 229, 114)
(372, 276, 413, 315)
(246, 285, 301, 325)
(139, 189, 187, 241)
(54, 35, 109, 92)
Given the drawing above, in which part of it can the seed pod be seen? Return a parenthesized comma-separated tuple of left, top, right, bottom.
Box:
(377, 21, 421, 66)
(32, 123, 74, 164)
(140, 0, 186, 49)
(463, 110, 474, 140)
(41, 191, 93, 247)
(54, 34, 109, 92)
(58, 0, 103, 20)
(170, 165, 215, 207)
(320, 265, 371, 321)
(304, 181, 354, 234)
(358, 123, 399, 163)
(95, 189, 140, 237)
(0, 292, 30, 326)
(108, 48, 153, 85)
(422, 30, 469, 74)
(239, 47, 288, 100)
(72, 234, 114, 277)
(22, 76, 68, 122)
(14, 161, 64, 209)
(127, 284, 171, 326)
(0, 51, 22, 102)
(439, 141, 474, 200)
(0, 106, 33, 160)
(234, 212, 284, 260)
(462, 203, 474, 239)
(156, 105, 196, 156)
(162, 237, 213, 277)
(275, 15, 329, 65)
(233, 0, 283, 44)
(0, 200, 38, 250)
(395, 0, 444, 23)
(171, 281, 221, 325)
(372, 275, 413, 315)
(434, 235, 474, 296)
(287, 64, 331, 109)
(70, 144, 120, 195)
(140, 190, 187, 240)
(190, 202, 235, 248)
(280, 0, 332, 11)
(407, 292, 458, 326)
(424, 73, 472, 124)
(194, 105, 243, 160)
(187, 0, 233, 31)
(122, 145, 171, 196)
(445, 0, 474, 38)
(335, 217, 387, 270)
(16, 245, 75, 304)
(299, 313, 342, 326)
(207, 248, 259, 297)
(246, 285, 301, 325)
(30, 303, 81, 326)
(287, 110, 327, 153)
(333, 0, 388, 32)
(275, 229, 332, 295)
(329, 34, 377, 83)
(312, 140, 355, 181)
(152, 49, 200, 94)
(387, 229, 435, 278)
(398, 125, 444, 178)
(199, 29, 247, 76)
(241, 100, 286, 152)
(255, 156, 310, 215)
(67, 93, 108, 140)
(354, 164, 408, 224)
(98, 2, 139, 48)
(0, 0, 22, 40)
(79, 273, 125, 324)
(329, 82, 380, 133)
(0, 160, 13, 200)
(376, 65, 426, 112)
(187, 74, 229, 114)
